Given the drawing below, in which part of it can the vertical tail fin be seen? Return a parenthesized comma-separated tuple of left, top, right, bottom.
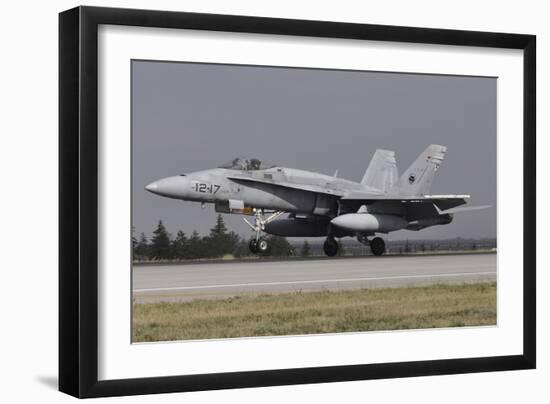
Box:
(390, 144, 447, 196)
(361, 149, 398, 193)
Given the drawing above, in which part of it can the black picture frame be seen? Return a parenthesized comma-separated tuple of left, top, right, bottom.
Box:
(59, 6, 536, 398)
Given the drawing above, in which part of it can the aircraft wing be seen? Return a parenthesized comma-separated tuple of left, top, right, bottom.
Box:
(227, 175, 345, 197)
(435, 204, 492, 214)
(341, 192, 470, 210)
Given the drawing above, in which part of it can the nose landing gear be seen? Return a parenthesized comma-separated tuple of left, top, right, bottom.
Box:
(249, 237, 270, 254)
(244, 209, 283, 255)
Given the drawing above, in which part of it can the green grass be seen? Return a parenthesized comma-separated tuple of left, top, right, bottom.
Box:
(132, 282, 496, 342)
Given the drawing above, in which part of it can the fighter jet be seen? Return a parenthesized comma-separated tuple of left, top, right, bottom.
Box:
(145, 145, 488, 256)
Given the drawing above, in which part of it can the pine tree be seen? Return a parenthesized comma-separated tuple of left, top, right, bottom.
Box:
(210, 214, 228, 236)
(131, 226, 138, 253)
(187, 230, 203, 259)
(151, 220, 172, 259)
(206, 214, 231, 257)
(300, 240, 311, 257)
(227, 231, 241, 256)
(267, 236, 294, 257)
(232, 238, 250, 258)
(172, 230, 188, 259)
(134, 232, 150, 260)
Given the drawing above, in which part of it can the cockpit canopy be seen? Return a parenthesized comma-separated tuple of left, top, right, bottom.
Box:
(219, 157, 275, 171)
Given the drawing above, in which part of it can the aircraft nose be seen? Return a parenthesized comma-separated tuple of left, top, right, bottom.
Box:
(145, 182, 158, 193)
(145, 176, 188, 199)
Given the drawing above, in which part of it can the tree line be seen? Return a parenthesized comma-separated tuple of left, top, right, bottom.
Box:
(132, 214, 295, 261)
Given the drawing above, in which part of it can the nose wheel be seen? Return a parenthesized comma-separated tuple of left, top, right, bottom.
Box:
(244, 209, 283, 255)
(248, 237, 270, 254)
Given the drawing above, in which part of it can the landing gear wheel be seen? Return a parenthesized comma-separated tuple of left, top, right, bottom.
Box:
(249, 239, 259, 254)
(256, 237, 270, 255)
(323, 238, 339, 257)
(370, 237, 386, 256)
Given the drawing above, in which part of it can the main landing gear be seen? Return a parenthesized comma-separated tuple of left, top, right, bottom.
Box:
(322, 236, 386, 257)
(370, 237, 386, 256)
(323, 237, 339, 257)
(357, 234, 386, 256)
(244, 209, 284, 255)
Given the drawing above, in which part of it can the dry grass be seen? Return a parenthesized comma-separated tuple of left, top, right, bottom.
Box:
(133, 282, 496, 342)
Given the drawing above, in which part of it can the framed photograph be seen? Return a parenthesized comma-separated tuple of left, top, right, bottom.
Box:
(59, 6, 536, 398)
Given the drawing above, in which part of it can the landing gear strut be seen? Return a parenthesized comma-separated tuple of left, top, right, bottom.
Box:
(244, 209, 283, 255)
(323, 237, 339, 257)
(370, 237, 386, 256)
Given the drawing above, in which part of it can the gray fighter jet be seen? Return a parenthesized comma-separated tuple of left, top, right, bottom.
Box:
(145, 145, 488, 256)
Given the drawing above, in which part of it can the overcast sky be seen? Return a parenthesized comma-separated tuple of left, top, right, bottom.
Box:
(132, 60, 496, 241)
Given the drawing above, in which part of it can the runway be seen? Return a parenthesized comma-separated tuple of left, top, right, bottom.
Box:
(132, 253, 496, 303)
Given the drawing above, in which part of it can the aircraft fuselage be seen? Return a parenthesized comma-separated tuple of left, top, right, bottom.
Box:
(146, 167, 368, 216)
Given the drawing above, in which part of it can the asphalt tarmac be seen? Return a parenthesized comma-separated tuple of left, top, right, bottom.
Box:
(132, 253, 496, 303)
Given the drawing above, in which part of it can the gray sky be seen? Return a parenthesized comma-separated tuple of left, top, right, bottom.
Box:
(132, 60, 496, 241)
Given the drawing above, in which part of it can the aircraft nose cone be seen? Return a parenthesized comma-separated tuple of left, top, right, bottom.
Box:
(145, 176, 188, 199)
(145, 182, 158, 193)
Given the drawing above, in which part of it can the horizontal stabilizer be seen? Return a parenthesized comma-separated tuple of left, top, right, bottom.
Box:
(430, 195, 469, 211)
